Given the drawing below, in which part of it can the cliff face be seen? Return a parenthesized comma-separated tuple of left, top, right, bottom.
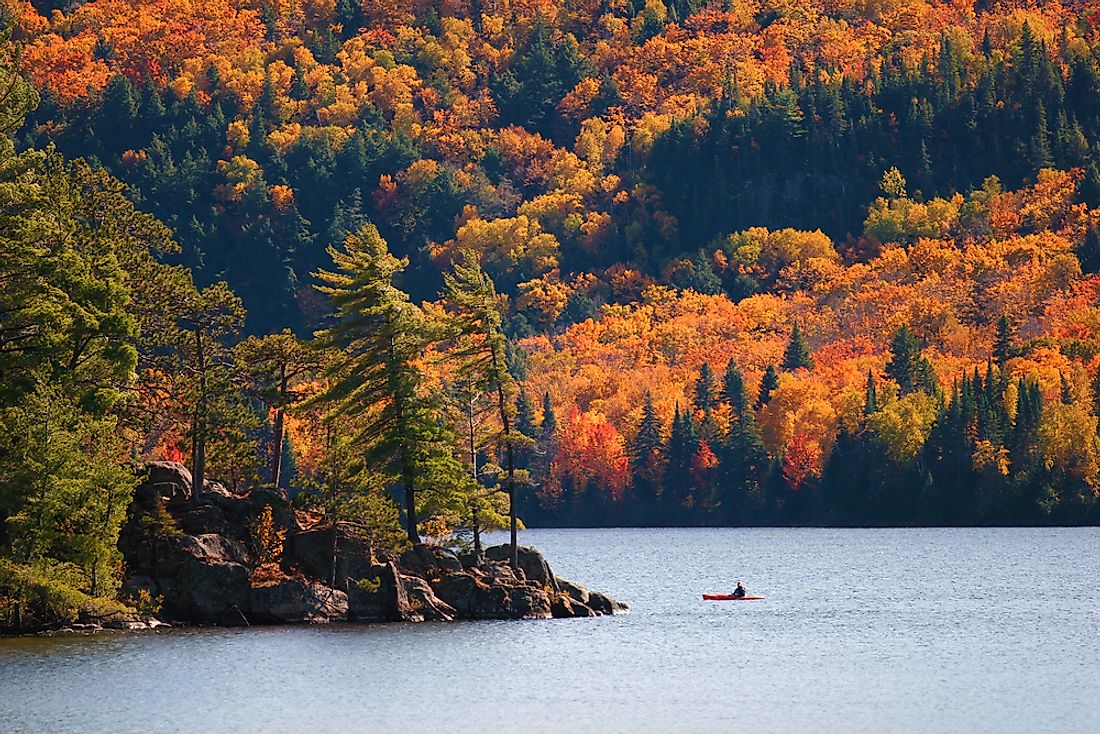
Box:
(119, 463, 627, 625)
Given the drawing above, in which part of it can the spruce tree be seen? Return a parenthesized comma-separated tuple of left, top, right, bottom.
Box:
(1010, 378, 1042, 471)
(757, 365, 780, 408)
(993, 315, 1015, 367)
(631, 391, 665, 510)
(782, 324, 814, 371)
(887, 326, 939, 396)
(864, 370, 879, 415)
(721, 363, 767, 521)
(721, 359, 746, 412)
(663, 404, 697, 509)
(693, 363, 717, 414)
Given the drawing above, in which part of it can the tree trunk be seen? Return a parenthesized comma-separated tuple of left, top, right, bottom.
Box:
(472, 500, 482, 554)
(468, 393, 481, 554)
(402, 474, 418, 545)
(270, 366, 288, 489)
(389, 338, 419, 544)
(393, 400, 418, 543)
(191, 327, 207, 501)
(329, 522, 339, 588)
(490, 346, 518, 569)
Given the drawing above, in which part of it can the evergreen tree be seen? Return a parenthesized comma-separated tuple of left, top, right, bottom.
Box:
(663, 404, 697, 511)
(235, 330, 324, 489)
(313, 224, 466, 543)
(630, 391, 665, 512)
(720, 362, 768, 522)
(674, 250, 723, 294)
(864, 370, 879, 415)
(533, 391, 559, 497)
(757, 365, 780, 408)
(1010, 378, 1042, 472)
(491, 17, 589, 140)
(441, 250, 531, 565)
(514, 388, 537, 468)
(782, 324, 814, 371)
(993, 315, 1015, 367)
(0, 68, 181, 622)
(442, 374, 504, 554)
(692, 363, 717, 414)
(887, 326, 939, 395)
(175, 282, 250, 498)
(721, 359, 746, 412)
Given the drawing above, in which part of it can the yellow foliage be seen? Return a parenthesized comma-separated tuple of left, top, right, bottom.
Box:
(1039, 403, 1100, 488)
(252, 505, 286, 570)
(867, 392, 939, 461)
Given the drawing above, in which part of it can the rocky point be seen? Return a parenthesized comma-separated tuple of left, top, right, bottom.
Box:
(118, 462, 628, 626)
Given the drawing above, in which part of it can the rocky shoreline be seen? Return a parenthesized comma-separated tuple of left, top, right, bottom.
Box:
(58, 462, 624, 632)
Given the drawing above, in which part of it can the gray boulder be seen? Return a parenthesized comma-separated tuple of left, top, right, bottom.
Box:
(484, 545, 557, 590)
(249, 579, 348, 624)
(170, 556, 251, 625)
(347, 562, 408, 622)
(431, 546, 463, 572)
(508, 586, 552, 619)
(286, 523, 381, 588)
(586, 590, 629, 615)
(137, 461, 193, 503)
(556, 577, 591, 606)
(551, 594, 594, 618)
(401, 576, 456, 622)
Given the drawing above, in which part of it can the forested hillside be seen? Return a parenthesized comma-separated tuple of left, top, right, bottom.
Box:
(4, 0, 1100, 623)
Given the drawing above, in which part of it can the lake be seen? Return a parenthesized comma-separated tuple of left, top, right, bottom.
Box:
(1, 527, 1098, 733)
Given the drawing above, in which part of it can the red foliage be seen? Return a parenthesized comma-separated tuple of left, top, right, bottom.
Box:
(554, 407, 632, 501)
(782, 433, 821, 491)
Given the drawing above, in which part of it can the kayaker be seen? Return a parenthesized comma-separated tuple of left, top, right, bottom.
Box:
(733, 581, 747, 598)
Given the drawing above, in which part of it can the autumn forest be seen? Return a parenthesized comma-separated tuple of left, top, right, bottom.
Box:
(4, 0, 1100, 616)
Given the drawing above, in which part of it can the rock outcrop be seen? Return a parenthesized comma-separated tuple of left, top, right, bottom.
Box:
(119, 462, 627, 627)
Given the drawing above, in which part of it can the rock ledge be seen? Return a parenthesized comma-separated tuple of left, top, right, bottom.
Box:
(118, 462, 628, 626)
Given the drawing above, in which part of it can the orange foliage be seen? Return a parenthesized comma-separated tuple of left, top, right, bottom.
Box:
(522, 170, 1095, 470)
(552, 407, 631, 501)
(23, 0, 265, 96)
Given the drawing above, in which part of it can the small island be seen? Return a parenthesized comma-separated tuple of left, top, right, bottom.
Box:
(120, 462, 625, 628)
(3, 462, 625, 634)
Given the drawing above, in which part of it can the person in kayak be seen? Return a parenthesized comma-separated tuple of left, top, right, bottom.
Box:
(733, 581, 747, 598)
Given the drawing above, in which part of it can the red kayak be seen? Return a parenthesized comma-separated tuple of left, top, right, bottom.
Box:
(702, 594, 765, 601)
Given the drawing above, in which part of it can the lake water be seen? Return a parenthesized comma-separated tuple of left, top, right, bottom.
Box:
(1, 528, 1098, 733)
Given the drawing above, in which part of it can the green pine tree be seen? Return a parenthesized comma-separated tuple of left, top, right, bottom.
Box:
(864, 370, 879, 415)
(235, 330, 324, 489)
(693, 363, 717, 413)
(313, 224, 466, 544)
(757, 365, 780, 408)
(630, 391, 666, 510)
(441, 250, 532, 565)
(993, 315, 1015, 367)
(887, 326, 938, 396)
(782, 324, 814, 371)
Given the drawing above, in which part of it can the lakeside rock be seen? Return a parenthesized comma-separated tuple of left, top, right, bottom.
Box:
(117, 462, 627, 627)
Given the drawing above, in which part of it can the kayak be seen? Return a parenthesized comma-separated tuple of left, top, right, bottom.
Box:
(702, 594, 765, 601)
